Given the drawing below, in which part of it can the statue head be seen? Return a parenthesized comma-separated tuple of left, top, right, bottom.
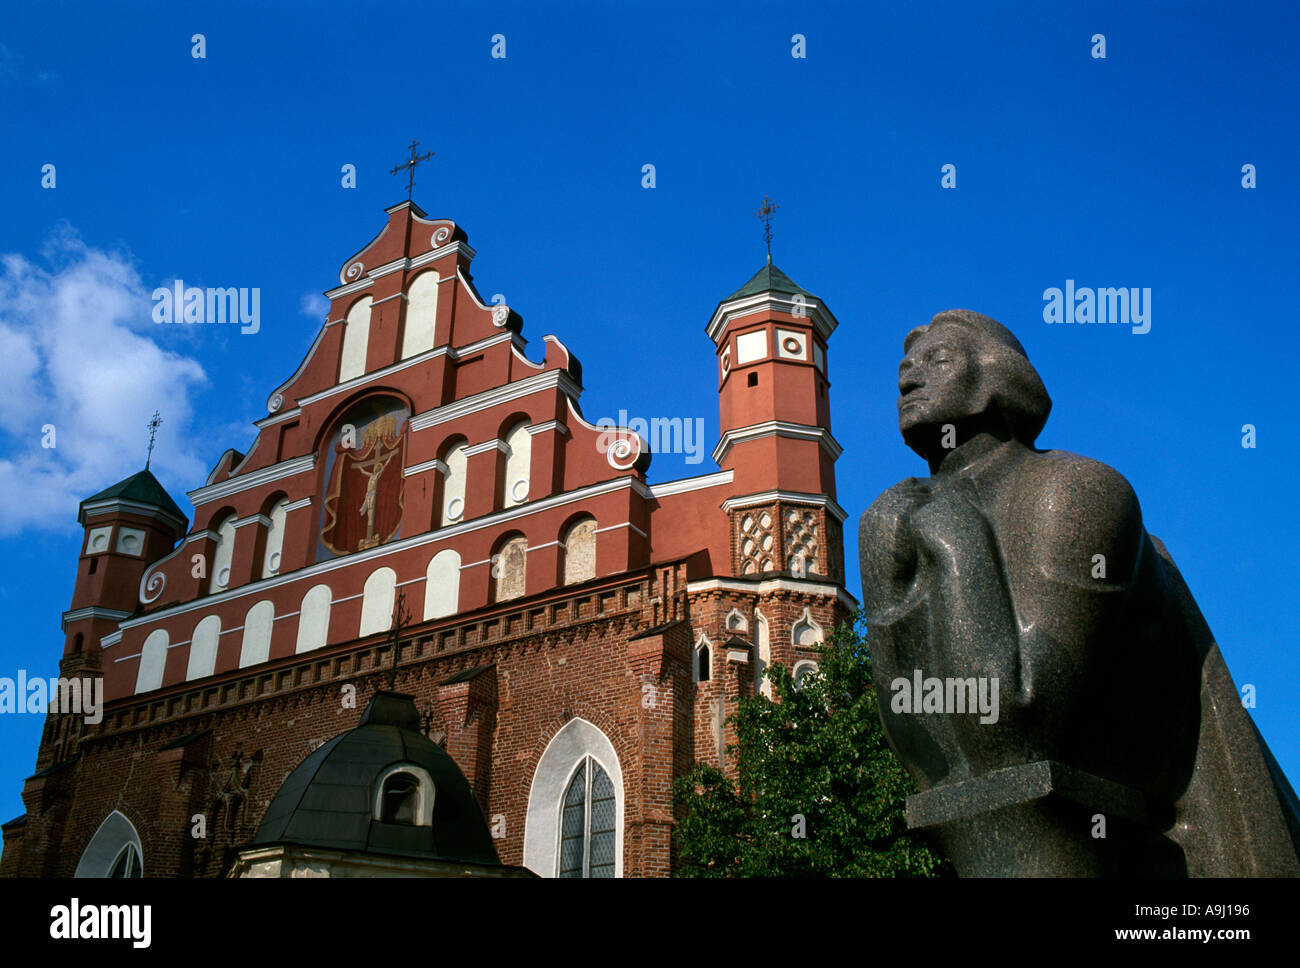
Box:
(898, 310, 1051, 461)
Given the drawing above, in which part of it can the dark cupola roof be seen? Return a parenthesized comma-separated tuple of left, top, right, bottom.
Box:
(252, 692, 502, 867)
(77, 468, 187, 529)
(721, 262, 817, 304)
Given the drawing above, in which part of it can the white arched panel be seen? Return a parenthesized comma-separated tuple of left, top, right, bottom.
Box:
(339, 295, 372, 382)
(401, 271, 439, 358)
(186, 614, 221, 681)
(503, 421, 531, 508)
(360, 566, 397, 636)
(210, 515, 237, 593)
(494, 535, 527, 602)
(296, 584, 332, 654)
(135, 629, 168, 694)
(424, 549, 460, 620)
(442, 443, 468, 525)
(238, 600, 275, 668)
(562, 517, 596, 585)
(262, 497, 290, 578)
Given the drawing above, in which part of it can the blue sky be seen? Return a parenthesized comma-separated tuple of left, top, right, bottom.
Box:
(1, 1, 1296, 839)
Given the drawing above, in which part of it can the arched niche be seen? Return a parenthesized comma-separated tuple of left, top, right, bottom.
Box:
(524, 718, 623, 878)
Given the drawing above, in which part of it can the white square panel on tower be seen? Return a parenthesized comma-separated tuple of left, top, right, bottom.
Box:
(86, 526, 113, 554)
(735, 330, 767, 365)
(116, 526, 147, 556)
(776, 329, 806, 360)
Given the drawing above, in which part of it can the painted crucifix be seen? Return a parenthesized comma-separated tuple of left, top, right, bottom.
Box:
(320, 410, 407, 555)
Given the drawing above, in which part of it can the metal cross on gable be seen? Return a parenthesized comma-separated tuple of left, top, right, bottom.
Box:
(390, 140, 434, 201)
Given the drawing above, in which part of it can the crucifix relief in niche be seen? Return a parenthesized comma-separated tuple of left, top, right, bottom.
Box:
(318, 398, 411, 560)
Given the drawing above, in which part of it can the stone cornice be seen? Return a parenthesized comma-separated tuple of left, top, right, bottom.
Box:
(646, 469, 732, 499)
(62, 607, 132, 632)
(686, 576, 859, 611)
(712, 421, 843, 465)
(707, 291, 839, 344)
(79, 498, 187, 532)
(409, 369, 582, 433)
(187, 454, 316, 508)
(720, 489, 847, 523)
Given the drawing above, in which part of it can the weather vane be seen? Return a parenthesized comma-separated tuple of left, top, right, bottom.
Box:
(145, 411, 162, 469)
(390, 140, 434, 201)
(756, 195, 779, 264)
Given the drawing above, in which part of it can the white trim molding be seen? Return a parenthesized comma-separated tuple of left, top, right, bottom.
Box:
(324, 238, 477, 300)
(403, 458, 449, 478)
(188, 454, 316, 507)
(593, 521, 648, 539)
(707, 291, 839, 344)
(62, 607, 132, 633)
(409, 368, 582, 433)
(526, 420, 569, 437)
(646, 469, 733, 499)
(78, 497, 187, 531)
(687, 576, 859, 612)
(720, 489, 848, 523)
(712, 421, 842, 465)
(463, 439, 509, 457)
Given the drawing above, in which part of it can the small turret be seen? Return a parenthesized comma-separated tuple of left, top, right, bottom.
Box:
(63, 469, 187, 671)
(707, 260, 845, 580)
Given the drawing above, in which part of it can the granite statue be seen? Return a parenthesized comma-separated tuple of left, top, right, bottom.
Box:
(858, 309, 1300, 876)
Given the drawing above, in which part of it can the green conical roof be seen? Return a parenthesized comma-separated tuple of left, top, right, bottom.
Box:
(78, 468, 186, 527)
(721, 262, 817, 303)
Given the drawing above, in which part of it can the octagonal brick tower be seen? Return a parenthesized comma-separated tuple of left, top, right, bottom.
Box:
(707, 261, 845, 583)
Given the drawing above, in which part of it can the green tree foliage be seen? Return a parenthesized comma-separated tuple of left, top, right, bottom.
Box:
(672, 613, 952, 877)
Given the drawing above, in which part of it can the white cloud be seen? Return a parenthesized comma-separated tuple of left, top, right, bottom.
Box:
(0, 226, 209, 535)
(300, 291, 329, 320)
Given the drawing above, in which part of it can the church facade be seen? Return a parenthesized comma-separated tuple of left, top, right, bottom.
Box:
(1, 200, 853, 878)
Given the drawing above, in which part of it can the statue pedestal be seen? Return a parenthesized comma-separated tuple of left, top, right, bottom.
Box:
(906, 760, 1186, 876)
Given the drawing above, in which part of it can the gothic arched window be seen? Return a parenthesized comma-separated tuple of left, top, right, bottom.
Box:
(694, 634, 712, 683)
(109, 844, 142, 878)
(74, 810, 144, 878)
(558, 757, 616, 878)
